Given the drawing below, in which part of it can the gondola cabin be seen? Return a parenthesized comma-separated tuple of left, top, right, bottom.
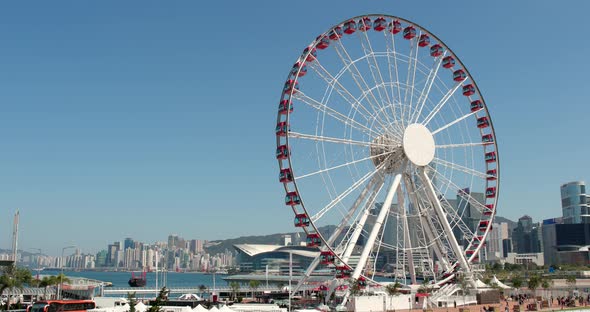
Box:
(279, 168, 293, 183)
(453, 69, 467, 82)
(477, 117, 490, 129)
(283, 80, 299, 95)
(306, 233, 322, 247)
(343, 20, 356, 34)
(358, 17, 372, 31)
(483, 204, 495, 216)
(329, 27, 343, 40)
(336, 266, 352, 279)
(403, 26, 416, 39)
(291, 62, 307, 77)
(479, 220, 489, 231)
(320, 251, 335, 265)
(472, 255, 479, 261)
(486, 169, 497, 180)
(358, 277, 367, 288)
(466, 250, 474, 256)
(418, 34, 430, 47)
(276, 121, 289, 137)
(294, 213, 310, 227)
(389, 20, 402, 34)
(470, 100, 484, 112)
(462, 84, 475, 96)
(285, 191, 301, 206)
(276, 145, 289, 160)
(477, 235, 484, 241)
(430, 44, 444, 57)
(486, 187, 496, 198)
(279, 100, 293, 115)
(373, 17, 387, 31)
(485, 151, 496, 163)
(482, 134, 494, 145)
(316, 36, 330, 50)
(442, 56, 455, 68)
(303, 47, 317, 62)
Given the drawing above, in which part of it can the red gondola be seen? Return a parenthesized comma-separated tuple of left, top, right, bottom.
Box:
(279, 168, 293, 183)
(316, 36, 330, 50)
(283, 80, 299, 95)
(486, 169, 497, 180)
(477, 116, 489, 129)
(418, 34, 430, 47)
(329, 26, 343, 40)
(403, 26, 416, 39)
(279, 100, 293, 115)
(294, 213, 310, 227)
(276, 145, 289, 160)
(483, 204, 495, 216)
(306, 233, 322, 247)
(466, 250, 474, 256)
(291, 62, 307, 77)
(486, 187, 496, 198)
(485, 151, 496, 163)
(453, 69, 467, 81)
(358, 17, 372, 32)
(373, 17, 387, 31)
(303, 47, 317, 62)
(388, 20, 402, 34)
(462, 84, 475, 96)
(482, 134, 494, 145)
(430, 44, 444, 57)
(477, 235, 484, 241)
(442, 56, 455, 68)
(285, 191, 301, 206)
(470, 100, 483, 112)
(335, 266, 352, 279)
(343, 20, 356, 34)
(479, 220, 489, 231)
(276, 121, 289, 137)
(320, 251, 335, 265)
(358, 276, 367, 288)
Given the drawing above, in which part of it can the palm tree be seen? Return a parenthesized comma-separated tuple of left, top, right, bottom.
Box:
(385, 282, 402, 310)
(565, 275, 576, 291)
(248, 280, 261, 300)
(127, 292, 137, 312)
(541, 277, 553, 299)
(0, 266, 32, 310)
(528, 275, 541, 297)
(198, 284, 207, 298)
(348, 278, 362, 297)
(229, 282, 240, 301)
(38, 275, 63, 299)
(511, 274, 523, 295)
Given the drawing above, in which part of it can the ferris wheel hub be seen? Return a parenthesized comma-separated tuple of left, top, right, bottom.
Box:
(402, 123, 435, 167)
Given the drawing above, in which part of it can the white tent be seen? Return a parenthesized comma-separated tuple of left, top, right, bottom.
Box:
(218, 306, 234, 312)
(491, 275, 512, 289)
(135, 302, 148, 312)
(209, 307, 220, 312)
(179, 306, 193, 312)
(179, 294, 203, 301)
(192, 305, 208, 312)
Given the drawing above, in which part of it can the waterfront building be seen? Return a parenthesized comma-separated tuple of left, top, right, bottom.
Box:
(542, 220, 590, 266)
(233, 244, 319, 274)
(561, 181, 590, 224)
(505, 252, 544, 266)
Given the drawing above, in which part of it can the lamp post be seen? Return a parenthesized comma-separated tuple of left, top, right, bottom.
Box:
(59, 246, 76, 300)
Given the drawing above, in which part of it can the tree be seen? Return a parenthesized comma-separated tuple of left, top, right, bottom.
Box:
(511, 274, 523, 294)
(456, 274, 471, 306)
(198, 284, 207, 298)
(565, 275, 576, 290)
(541, 277, 554, 299)
(0, 266, 32, 310)
(248, 280, 261, 300)
(147, 287, 169, 312)
(348, 278, 362, 297)
(229, 282, 240, 301)
(385, 282, 402, 310)
(528, 275, 541, 294)
(38, 275, 63, 299)
(127, 292, 137, 312)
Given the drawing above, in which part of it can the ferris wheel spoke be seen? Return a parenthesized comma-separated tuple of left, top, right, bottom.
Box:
(356, 26, 394, 108)
(402, 36, 420, 128)
(436, 142, 488, 149)
(421, 82, 463, 126)
(431, 158, 488, 179)
(294, 92, 381, 137)
(431, 110, 477, 135)
(311, 163, 386, 223)
(289, 131, 389, 148)
(411, 53, 445, 124)
(333, 40, 397, 130)
(307, 60, 393, 133)
(418, 167, 471, 273)
(384, 31, 403, 114)
(297, 150, 394, 180)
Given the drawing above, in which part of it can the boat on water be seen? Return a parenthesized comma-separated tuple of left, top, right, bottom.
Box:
(128, 271, 147, 287)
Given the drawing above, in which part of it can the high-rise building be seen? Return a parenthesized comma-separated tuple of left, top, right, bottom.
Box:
(486, 222, 509, 260)
(561, 181, 590, 224)
(512, 215, 541, 253)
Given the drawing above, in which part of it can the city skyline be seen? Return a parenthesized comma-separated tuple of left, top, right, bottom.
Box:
(1, 1, 590, 255)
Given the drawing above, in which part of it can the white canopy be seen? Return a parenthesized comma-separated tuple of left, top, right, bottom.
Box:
(135, 302, 148, 312)
(179, 294, 203, 301)
(491, 275, 512, 289)
(209, 307, 220, 312)
(193, 305, 208, 312)
(218, 306, 234, 312)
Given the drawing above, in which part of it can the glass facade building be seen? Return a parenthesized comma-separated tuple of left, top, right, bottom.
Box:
(561, 181, 590, 224)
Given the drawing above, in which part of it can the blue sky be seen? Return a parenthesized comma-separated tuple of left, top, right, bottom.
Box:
(1, 1, 589, 256)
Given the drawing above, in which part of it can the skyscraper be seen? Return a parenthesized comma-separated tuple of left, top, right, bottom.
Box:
(561, 181, 590, 224)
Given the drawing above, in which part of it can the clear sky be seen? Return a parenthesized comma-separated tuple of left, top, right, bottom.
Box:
(1, 1, 589, 256)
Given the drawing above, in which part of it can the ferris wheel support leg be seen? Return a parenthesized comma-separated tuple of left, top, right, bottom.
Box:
(403, 174, 450, 274)
(352, 173, 402, 280)
(418, 168, 471, 274)
(396, 179, 416, 285)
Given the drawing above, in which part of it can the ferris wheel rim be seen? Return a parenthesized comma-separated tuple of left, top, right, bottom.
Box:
(276, 14, 500, 285)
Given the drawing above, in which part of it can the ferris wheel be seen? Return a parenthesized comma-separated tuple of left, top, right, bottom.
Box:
(275, 15, 499, 289)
